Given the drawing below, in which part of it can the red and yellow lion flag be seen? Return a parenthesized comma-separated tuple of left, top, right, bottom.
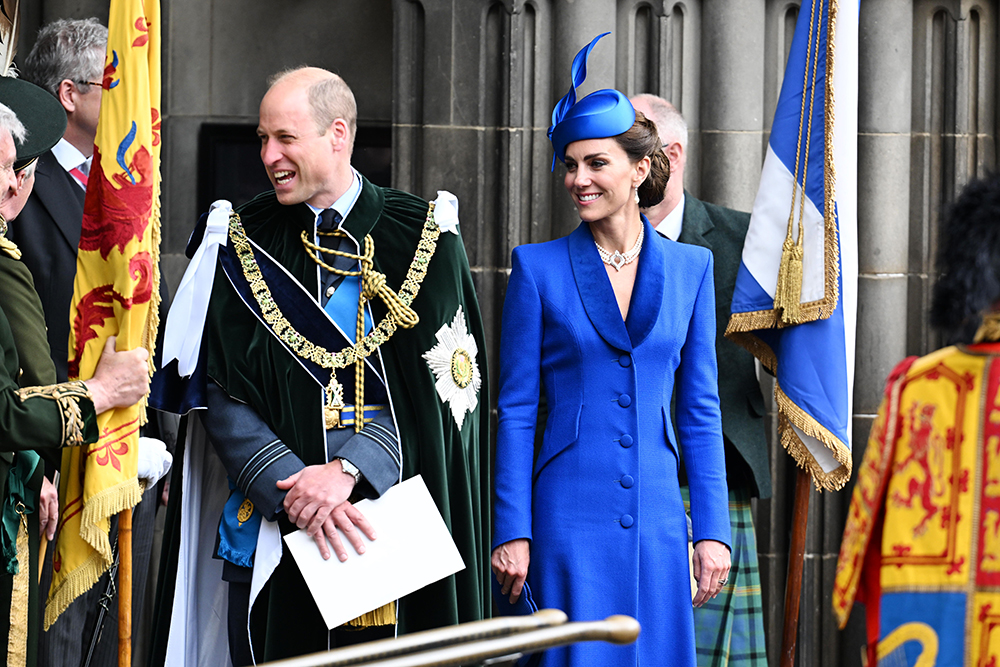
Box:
(45, 0, 161, 627)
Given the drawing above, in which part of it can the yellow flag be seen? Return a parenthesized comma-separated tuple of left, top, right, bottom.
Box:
(45, 0, 161, 627)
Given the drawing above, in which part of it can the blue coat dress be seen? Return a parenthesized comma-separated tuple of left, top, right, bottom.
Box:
(493, 217, 732, 666)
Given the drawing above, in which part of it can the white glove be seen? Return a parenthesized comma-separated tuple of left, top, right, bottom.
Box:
(137, 436, 172, 486)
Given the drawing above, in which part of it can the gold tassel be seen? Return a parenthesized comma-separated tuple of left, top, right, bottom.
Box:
(344, 600, 396, 628)
(774, 228, 805, 325)
(973, 312, 1000, 343)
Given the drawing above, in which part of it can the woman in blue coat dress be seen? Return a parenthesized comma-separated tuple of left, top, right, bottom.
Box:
(491, 34, 732, 666)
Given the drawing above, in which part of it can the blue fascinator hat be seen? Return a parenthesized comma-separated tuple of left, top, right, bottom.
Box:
(547, 32, 636, 170)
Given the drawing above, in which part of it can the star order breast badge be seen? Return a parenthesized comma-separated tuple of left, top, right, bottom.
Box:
(423, 306, 481, 429)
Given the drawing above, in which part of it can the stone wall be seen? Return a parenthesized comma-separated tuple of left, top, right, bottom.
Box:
(18, 1, 1000, 664)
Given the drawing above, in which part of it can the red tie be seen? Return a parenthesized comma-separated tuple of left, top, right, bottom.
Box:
(69, 167, 88, 188)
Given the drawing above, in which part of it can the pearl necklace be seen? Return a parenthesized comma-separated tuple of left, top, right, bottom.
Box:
(594, 224, 644, 271)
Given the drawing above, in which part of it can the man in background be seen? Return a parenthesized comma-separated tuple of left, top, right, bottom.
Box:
(631, 93, 769, 667)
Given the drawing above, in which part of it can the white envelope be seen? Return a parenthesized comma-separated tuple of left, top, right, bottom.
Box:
(282, 475, 466, 629)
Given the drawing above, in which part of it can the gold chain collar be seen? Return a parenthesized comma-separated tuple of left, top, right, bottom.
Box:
(228, 203, 440, 426)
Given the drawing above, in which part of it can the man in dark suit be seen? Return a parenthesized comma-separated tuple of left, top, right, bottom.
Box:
(632, 94, 769, 667)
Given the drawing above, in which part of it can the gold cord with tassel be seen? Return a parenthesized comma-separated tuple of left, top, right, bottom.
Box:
(302, 230, 420, 434)
(773, 230, 804, 324)
(773, 0, 822, 325)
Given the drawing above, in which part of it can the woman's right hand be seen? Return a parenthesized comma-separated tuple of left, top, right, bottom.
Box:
(491, 538, 530, 604)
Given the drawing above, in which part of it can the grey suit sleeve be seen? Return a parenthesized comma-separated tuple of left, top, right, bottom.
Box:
(203, 380, 305, 519)
(330, 407, 401, 498)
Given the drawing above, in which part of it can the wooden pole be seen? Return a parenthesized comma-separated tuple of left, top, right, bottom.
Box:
(780, 467, 812, 667)
(118, 507, 132, 667)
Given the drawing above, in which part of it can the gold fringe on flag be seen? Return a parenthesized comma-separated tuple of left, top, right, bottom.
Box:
(345, 601, 397, 628)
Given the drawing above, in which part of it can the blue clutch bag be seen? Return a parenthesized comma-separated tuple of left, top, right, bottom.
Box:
(491, 577, 541, 667)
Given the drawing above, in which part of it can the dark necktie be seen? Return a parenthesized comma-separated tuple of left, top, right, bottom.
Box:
(318, 208, 340, 231)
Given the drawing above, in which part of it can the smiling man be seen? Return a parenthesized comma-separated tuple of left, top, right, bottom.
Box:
(155, 67, 490, 665)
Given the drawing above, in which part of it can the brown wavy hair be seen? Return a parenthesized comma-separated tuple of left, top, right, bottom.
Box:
(613, 111, 670, 208)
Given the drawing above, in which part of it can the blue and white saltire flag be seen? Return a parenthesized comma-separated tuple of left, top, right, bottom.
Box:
(726, 0, 858, 491)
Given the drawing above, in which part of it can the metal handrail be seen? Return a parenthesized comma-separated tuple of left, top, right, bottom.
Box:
(258, 611, 640, 667)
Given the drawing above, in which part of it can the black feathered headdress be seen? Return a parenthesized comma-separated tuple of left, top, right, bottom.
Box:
(930, 173, 1000, 343)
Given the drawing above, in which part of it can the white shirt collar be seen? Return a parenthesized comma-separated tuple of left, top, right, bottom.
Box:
(50, 138, 90, 175)
(654, 193, 686, 241)
(306, 168, 363, 227)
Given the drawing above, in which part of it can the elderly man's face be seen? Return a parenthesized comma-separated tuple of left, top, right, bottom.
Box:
(257, 80, 341, 208)
(2, 168, 36, 221)
(0, 129, 19, 220)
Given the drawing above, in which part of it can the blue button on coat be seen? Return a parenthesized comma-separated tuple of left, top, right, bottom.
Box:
(493, 217, 731, 666)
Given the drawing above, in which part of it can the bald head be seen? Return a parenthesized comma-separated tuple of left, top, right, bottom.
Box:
(267, 67, 357, 149)
(630, 94, 687, 152)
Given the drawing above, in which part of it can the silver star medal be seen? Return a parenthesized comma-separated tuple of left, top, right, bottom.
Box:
(422, 306, 481, 428)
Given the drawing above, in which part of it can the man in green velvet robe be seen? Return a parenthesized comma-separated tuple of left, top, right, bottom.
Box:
(154, 67, 489, 665)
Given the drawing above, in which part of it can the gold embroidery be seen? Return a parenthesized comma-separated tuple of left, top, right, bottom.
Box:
(237, 498, 254, 526)
(15, 381, 92, 447)
(228, 204, 440, 429)
(6, 508, 29, 667)
(451, 349, 474, 389)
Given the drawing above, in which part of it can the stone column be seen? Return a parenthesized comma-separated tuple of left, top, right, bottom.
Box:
(832, 1, 914, 664)
(698, 0, 766, 210)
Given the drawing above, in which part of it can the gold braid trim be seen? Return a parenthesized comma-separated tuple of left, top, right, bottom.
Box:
(0, 236, 20, 260)
(0, 212, 19, 260)
(775, 382, 852, 491)
(229, 204, 440, 416)
(7, 511, 29, 667)
(15, 381, 93, 447)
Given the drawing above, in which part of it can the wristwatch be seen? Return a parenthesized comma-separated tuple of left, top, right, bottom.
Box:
(336, 457, 362, 485)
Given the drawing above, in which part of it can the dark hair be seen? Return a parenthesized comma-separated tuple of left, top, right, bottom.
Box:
(613, 111, 669, 208)
(930, 172, 1000, 343)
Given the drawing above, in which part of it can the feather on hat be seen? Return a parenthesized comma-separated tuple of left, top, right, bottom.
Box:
(547, 32, 635, 170)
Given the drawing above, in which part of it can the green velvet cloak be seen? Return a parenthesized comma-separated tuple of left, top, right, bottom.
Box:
(203, 180, 490, 660)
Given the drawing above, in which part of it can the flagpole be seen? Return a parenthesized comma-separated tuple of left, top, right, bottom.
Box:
(780, 467, 811, 667)
(118, 507, 132, 667)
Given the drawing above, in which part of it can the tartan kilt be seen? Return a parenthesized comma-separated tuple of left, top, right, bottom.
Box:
(682, 486, 768, 667)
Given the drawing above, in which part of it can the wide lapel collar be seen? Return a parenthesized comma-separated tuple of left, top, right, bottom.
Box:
(34, 151, 85, 250)
(624, 214, 665, 347)
(568, 221, 632, 352)
(677, 192, 715, 251)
